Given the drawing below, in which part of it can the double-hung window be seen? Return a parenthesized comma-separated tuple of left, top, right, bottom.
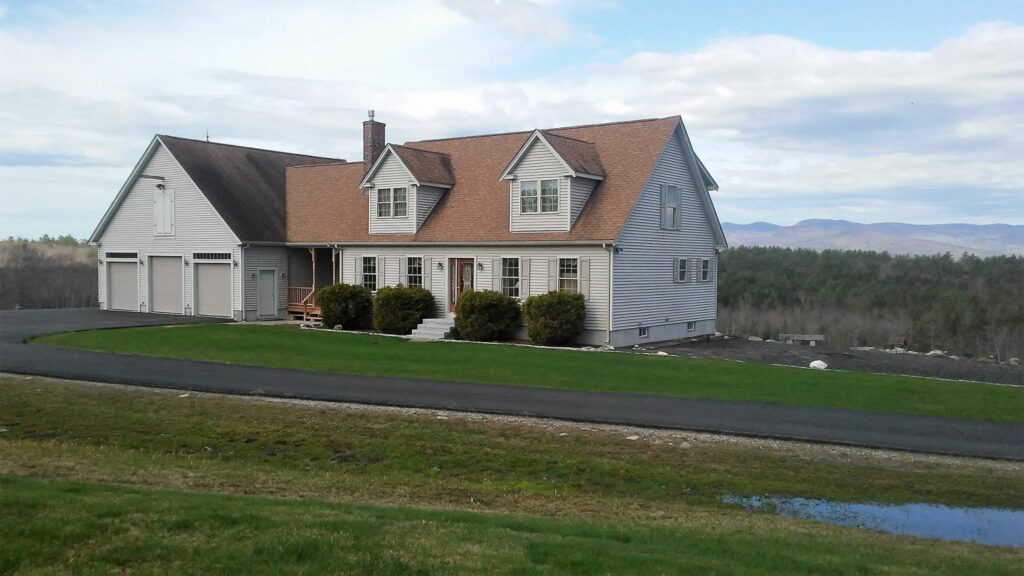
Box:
(393, 187, 408, 217)
(362, 256, 377, 291)
(677, 258, 688, 282)
(407, 257, 423, 288)
(661, 184, 681, 229)
(377, 189, 392, 218)
(700, 258, 711, 281)
(540, 179, 559, 212)
(501, 257, 520, 299)
(558, 257, 578, 293)
(520, 181, 538, 213)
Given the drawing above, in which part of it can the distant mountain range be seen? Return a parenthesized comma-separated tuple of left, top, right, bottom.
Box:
(722, 220, 1024, 256)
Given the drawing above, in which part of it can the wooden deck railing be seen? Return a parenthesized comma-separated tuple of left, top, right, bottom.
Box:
(287, 286, 319, 319)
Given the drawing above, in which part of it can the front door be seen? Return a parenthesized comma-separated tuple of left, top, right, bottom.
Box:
(257, 269, 277, 318)
(448, 258, 474, 312)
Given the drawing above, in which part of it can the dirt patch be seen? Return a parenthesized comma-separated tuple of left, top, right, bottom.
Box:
(656, 338, 1024, 386)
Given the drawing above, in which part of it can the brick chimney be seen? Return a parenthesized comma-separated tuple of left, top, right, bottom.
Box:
(363, 110, 386, 170)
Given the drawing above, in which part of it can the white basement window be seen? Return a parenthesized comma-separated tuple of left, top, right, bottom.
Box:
(639, 326, 649, 338)
(687, 321, 696, 332)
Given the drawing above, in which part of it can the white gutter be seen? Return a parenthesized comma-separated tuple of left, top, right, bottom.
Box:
(602, 242, 615, 346)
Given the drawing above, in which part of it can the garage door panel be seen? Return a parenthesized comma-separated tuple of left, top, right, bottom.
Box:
(107, 262, 138, 311)
(150, 256, 183, 314)
(195, 263, 232, 318)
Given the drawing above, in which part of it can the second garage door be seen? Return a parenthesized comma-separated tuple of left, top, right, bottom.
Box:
(150, 256, 183, 314)
(195, 263, 232, 317)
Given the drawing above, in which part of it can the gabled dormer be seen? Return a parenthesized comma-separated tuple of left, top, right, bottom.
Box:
(500, 130, 605, 233)
(360, 144, 454, 234)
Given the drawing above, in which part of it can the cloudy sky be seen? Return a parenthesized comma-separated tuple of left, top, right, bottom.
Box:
(2, 0, 1022, 239)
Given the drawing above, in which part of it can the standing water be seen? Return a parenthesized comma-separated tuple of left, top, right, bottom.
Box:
(722, 494, 1024, 548)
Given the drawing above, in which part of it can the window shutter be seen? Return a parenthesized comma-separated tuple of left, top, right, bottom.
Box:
(547, 258, 557, 292)
(351, 254, 360, 284)
(167, 188, 175, 235)
(491, 258, 500, 291)
(378, 257, 385, 288)
(423, 257, 432, 289)
(399, 257, 408, 286)
(689, 258, 697, 283)
(659, 184, 668, 228)
(580, 258, 591, 300)
(153, 189, 159, 234)
(672, 258, 680, 283)
(521, 258, 531, 297)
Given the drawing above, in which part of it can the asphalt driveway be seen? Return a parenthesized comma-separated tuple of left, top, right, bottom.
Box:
(1, 308, 1021, 460)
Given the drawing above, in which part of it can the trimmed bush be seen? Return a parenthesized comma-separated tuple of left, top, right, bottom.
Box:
(454, 290, 521, 342)
(373, 285, 436, 334)
(317, 283, 372, 329)
(523, 291, 586, 346)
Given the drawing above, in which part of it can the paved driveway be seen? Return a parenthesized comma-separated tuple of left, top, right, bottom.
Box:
(2, 309, 1022, 460)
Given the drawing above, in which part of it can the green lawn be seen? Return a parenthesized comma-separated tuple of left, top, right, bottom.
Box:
(1, 376, 1022, 574)
(36, 324, 1024, 422)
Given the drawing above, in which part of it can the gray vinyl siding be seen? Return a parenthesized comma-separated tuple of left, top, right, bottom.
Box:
(612, 125, 718, 336)
(509, 141, 571, 232)
(569, 177, 596, 227)
(366, 153, 416, 234)
(96, 141, 242, 319)
(242, 245, 287, 320)
(340, 245, 610, 342)
(415, 185, 445, 230)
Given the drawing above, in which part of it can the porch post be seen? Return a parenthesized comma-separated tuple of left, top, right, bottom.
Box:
(310, 248, 317, 292)
(332, 248, 337, 284)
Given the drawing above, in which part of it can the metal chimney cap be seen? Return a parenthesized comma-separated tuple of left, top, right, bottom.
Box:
(368, 110, 375, 120)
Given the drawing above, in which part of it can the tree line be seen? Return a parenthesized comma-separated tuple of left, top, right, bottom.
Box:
(717, 247, 1024, 360)
(0, 238, 97, 310)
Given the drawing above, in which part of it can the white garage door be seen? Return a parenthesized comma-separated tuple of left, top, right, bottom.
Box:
(107, 262, 138, 311)
(195, 263, 232, 317)
(150, 256, 183, 314)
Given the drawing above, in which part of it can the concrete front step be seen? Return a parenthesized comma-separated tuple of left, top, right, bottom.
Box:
(409, 317, 455, 341)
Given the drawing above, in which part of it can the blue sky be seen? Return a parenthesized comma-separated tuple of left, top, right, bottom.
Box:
(1, 0, 1023, 239)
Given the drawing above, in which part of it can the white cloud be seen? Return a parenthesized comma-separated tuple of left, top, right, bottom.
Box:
(0, 3, 1022, 238)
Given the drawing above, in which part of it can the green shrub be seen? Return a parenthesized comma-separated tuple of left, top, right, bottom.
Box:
(523, 291, 586, 346)
(373, 285, 436, 334)
(317, 283, 372, 329)
(454, 290, 521, 341)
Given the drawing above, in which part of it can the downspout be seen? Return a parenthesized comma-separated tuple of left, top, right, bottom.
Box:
(602, 242, 615, 347)
(239, 243, 247, 322)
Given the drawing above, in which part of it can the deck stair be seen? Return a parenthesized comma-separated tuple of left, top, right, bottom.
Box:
(409, 317, 455, 341)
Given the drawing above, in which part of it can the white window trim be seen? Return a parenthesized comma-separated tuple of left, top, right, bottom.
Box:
(540, 178, 559, 213)
(687, 321, 697, 332)
(375, 187, 410, 219)
(639, 326, 649, 338)
(361, 255, 378, 292)
(406, 255, 424, 288)
(500, 256, 521, 300)
(520, 180, 539, 214)
(557, 256, 580, 294)
(661, 184, 682, 230)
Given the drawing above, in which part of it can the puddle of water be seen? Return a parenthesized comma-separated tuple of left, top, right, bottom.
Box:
(722, 494, 1024, 548)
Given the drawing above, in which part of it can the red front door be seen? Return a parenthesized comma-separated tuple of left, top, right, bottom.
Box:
(448, 258, 474, 312)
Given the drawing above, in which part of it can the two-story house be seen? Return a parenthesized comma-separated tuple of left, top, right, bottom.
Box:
(90, 113, 726, 347)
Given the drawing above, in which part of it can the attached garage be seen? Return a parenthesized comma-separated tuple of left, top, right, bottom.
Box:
(107, 261, 139, 311)
(149, 256, 183, 314)
(194, 262, 232, 317)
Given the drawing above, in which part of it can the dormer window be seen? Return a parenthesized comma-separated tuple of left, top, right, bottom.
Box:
(519, 179, 558, 214)
(376, 187, 408, 218)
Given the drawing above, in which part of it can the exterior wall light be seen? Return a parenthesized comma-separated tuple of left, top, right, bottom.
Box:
(436, 262, 444, 270)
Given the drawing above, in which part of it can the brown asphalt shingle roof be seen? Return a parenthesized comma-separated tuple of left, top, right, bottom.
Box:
(540, 131, 606, 177)
(286, 116, 681, 244)
(390, 145, 455, 186)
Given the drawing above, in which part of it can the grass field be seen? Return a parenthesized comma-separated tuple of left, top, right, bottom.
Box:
(1, 375, 1022, 573)
(36, 324, 1024, 422)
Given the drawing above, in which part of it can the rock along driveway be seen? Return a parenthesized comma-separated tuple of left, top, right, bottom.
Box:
(1, 309, 1021, 460)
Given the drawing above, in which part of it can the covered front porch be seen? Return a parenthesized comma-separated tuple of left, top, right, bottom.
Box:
(287, 247, 338, 320)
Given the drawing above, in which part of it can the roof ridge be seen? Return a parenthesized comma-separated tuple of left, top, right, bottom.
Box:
(392, 143, 451, 157)
(539, 130, 596, 145)
(410, 116, 674, 144)
(158, 134, 341, 162)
